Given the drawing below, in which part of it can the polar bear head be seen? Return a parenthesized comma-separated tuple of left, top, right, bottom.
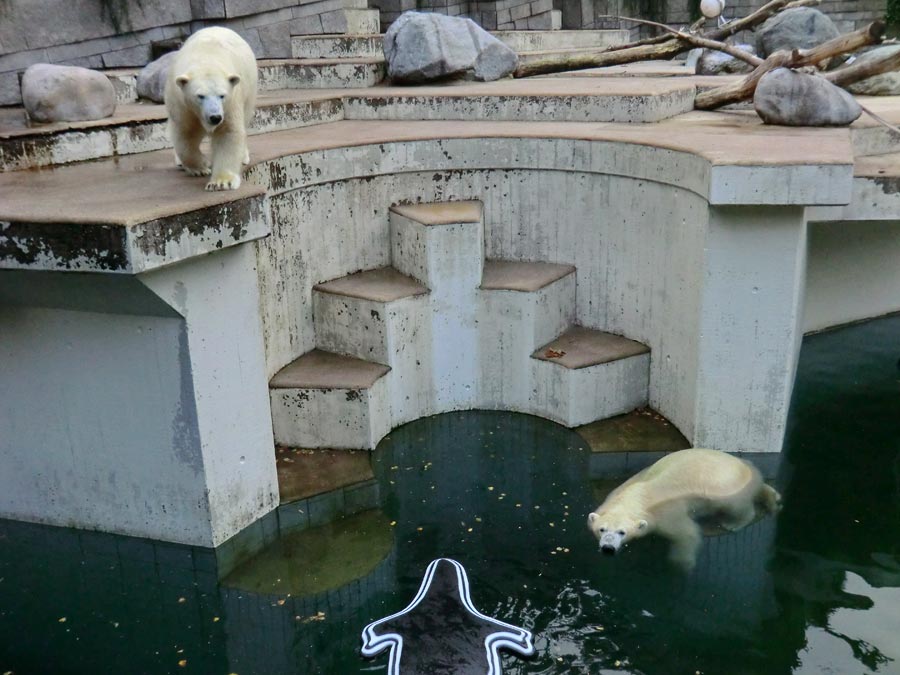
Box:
(587, 509, 649, 556)
(175, 67, 241, 132)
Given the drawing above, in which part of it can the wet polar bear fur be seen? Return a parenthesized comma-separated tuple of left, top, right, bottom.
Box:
(588, 448, 781, 571)
(165, 27, 257, 191)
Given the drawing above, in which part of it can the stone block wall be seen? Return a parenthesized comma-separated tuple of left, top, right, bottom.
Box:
(0, 0, 366, 105)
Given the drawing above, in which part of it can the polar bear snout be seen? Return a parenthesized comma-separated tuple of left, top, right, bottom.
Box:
(599, 531, 624, 554)
(201, 97, 224, 129)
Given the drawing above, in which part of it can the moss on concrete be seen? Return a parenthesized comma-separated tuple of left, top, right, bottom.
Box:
(223, 509, 393, 596)
(577, 407, 690, 453)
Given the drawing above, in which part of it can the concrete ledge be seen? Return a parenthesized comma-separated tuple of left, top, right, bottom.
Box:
(343, 78, 698, 124)
(390, 200, 483, 225)
(291, 34, 384, 59)
(1, 119, 856, 273)
(0, 93, 344, 172)
(481, 259, 576, 292)
(532, 325, 650, 369)
(314, 266, 428, 301)
(0, 187, 269, 273)
(270, 348, 390, 389)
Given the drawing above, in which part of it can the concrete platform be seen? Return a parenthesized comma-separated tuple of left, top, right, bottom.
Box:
(256, 58, 385, 90)
(390, 200, 483, 225)
(292, 34, 384, 59)
(481, 260, 576, 291)
(4, 72, 896, 544)
(343, 77, 697, 123)
(0, 90, 343, 171)
(269, 350, 391, 449)
(533, 325, 650, 368)
(314, 267, 428, 302)
(269, 349, 390, 389)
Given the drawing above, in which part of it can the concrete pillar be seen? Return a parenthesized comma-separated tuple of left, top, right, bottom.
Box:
(0, 245, 278, 547)
(692, 206, 807, 453)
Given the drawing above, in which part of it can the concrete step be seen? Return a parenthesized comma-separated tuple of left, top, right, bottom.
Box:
(388, 201, 485, 419)
(389, 200, 484, 288)
(292, 34, 384, 59)
(312, 267, 428, 364)
(343, 77, 696, 123)
(105, 57, 383, 104)
(269, 349, 391, 449)
(256, 58, 385, 91)
(479, 260, 577, 412)
(491, 29, 630, 53)
(531, 326, 651, 426)
(0, 91, 342, 172)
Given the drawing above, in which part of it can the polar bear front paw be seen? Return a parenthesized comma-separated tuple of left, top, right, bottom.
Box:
(205, 172, 241, 191)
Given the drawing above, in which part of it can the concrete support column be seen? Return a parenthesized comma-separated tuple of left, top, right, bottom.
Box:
(692, 206, 807, 453)
(0, 245, 278, 547)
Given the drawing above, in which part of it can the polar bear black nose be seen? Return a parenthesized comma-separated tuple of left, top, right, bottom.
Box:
(601, 545, 616, 556)
(209, 114, 222, 125)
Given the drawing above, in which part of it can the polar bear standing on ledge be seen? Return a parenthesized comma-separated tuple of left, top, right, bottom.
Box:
(165, 27, 257, 191)
(588, 449, 781, 571)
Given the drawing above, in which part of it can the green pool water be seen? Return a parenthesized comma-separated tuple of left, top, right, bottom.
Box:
(1, 314, 898, 674)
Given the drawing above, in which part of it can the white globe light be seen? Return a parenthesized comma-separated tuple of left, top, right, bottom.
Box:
(700, 0, 725, 19)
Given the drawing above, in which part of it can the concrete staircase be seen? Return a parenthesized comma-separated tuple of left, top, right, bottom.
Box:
(268, 200, 650, 449)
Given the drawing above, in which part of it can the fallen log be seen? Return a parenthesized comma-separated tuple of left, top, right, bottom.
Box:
(514, 0, 819, 78)
(694, 21, 886, 109)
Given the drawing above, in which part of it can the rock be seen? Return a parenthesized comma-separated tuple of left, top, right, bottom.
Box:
(383, 11, 518, 84)
(137, 51, 177, 103)
(846, 45, 900, 96)
(696, 44, 757, 75)
(756, 7, 840, 58)
(21, 64, 116, 123)
(754, 68, 861, 126)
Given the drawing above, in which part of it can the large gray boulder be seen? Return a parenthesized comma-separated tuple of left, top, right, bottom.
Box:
(846, 45, 900, 96)
(383, 11, 518, 84)
(754, 68, 861, 126)
(756, 7, 840, 58)
(137, 51, 177, 103)
(696, 44, 757, 75)
(21, 64, 116, 123)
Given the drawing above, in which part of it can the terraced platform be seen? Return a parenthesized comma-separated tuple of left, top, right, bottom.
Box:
(3, 35, 899, 544)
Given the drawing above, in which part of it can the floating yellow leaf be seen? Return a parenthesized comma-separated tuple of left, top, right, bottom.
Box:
(178, 660, 187, 667)
(58, 617, 66, 623)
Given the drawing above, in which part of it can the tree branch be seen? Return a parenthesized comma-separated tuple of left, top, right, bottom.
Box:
(612, 15, 762, 66)
(694, 21, 886, 110)
(514, 0, 820, 78)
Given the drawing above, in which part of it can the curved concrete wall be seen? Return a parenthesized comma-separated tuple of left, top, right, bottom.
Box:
(248, 138, 735, 446)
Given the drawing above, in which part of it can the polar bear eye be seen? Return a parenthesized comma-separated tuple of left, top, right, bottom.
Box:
(197, 94, 206, 101)
(617, 530, 626, 536)
(218, 94, 226, 99)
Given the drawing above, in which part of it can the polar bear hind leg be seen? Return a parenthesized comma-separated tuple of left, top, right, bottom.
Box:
(756, 484, 782, 514)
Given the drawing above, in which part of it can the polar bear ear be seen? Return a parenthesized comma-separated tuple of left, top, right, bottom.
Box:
(588, 513, 598, 524)
(175, 74, 190, 89)
(228, 74, 241, 87)
(638, 519, 648, 530)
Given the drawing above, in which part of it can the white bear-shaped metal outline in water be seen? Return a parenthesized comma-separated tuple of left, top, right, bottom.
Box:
(361, 558, 535, 674)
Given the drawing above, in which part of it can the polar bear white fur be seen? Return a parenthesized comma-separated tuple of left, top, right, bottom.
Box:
(587, 448, 781, 571)
(165, 27, 257, 191)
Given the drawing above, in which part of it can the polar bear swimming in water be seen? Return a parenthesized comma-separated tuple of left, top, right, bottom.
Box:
(588, 448, 781, 571)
